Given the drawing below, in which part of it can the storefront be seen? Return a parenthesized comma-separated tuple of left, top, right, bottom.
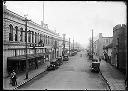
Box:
(7, 53, 45, 76)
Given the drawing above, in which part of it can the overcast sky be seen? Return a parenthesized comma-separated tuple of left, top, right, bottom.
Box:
(5, 1, 126, 48)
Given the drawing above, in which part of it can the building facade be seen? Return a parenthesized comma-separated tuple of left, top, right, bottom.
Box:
(103, 43, 113, 63)
(3, 5, 63, 77)
(93, 33, 113, 58)
(111, 24, 127, 73)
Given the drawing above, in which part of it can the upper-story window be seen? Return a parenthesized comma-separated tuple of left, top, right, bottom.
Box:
(32, 31, 34, 43)
(40, 34, 42, 41)
(28, 30, 31, 43)
(20, 28, 23, 42)
(44, 35, 45, 44)
(49, 37, 51, 45)
(9, 24, 13, 41)
(47, 35, 48, 44)
(45, 35, 46, 44)
(47, 36, 49, 44)
(51, 37, 53, 45)
(15, 26, 18, 41)
(45, 35, 47, 44)
(35, 32, 37, 43)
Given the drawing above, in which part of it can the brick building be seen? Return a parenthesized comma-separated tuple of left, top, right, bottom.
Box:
(3, 5, 63, 77)
(111, 24, 127, 74)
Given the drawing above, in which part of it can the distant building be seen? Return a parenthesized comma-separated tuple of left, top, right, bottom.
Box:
(111, 24, 127, 74)
(93, 33, 113, 58)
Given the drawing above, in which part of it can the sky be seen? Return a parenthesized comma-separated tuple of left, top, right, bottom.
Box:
(5, 1, 126, 48)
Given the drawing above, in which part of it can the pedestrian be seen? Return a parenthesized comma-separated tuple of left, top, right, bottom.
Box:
(10, 72, 13, 85)
(46, 57, 49, 61)
(35, 61, 38, 69)
(11, 70, 17, 86)
(99, 57, 101, 62)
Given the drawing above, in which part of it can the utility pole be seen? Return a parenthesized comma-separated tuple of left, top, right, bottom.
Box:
(69, 38, 70, 56)
(92, 29, 93, 59)
(62, 34, 66, 56)
(43, 1, 44, 23)
(23, 16, 31, 79)
(73, 37, 74, 51)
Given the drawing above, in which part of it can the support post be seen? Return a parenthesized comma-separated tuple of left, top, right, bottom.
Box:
(23, 17, 31, 79)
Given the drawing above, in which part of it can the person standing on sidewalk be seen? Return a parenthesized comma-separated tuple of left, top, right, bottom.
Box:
(10, 72, 13, 85)
(11, 70, 17, 86)
(99, 57, 101, 62)
(35, 60, 38, 69)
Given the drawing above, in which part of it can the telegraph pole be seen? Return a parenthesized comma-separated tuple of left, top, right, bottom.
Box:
(92, 29, 93, 59)
(73, 37, 74, 50)
(69, 38, 70, 56)
(23, 16, 31, 79)
(62, 34, 66, 56)
(43, 1, 44, 23)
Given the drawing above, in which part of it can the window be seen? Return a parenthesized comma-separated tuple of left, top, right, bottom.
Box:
(44, 35, 45, 44)
(40, 34, 42, 41)
(38, 33, 39, 44)
(46, 36, 47, 44)
(49, 37, 51, 45)
(20, 28, 23, 42)
(15, 26, 18, 41)
(35, 32, 37, 43)
(106, 39, 108, 44)
(32, 31, 34, 43)
(48, 36, 49, 44)
(45, 35, 47, 44)
(28, 30, 31, 43)
(9, 24, 13, 41)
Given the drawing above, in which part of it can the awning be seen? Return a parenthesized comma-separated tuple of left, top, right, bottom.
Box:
(32, 54, 41, 58)
(27, 54, 35, 59)
(7, 53, 51, 61)
(7, 55, 26, 61)
(38, 53, 45, 57)
(7, 54, 36, 61)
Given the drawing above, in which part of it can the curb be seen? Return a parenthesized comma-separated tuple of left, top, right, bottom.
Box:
(99, 71, 111, 91)
(13, 66, 47, 90)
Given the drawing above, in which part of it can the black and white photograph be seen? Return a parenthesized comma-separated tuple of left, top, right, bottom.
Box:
(3, 1, 127, 90)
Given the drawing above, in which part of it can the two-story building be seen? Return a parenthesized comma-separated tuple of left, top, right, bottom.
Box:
(3, 5, 63, 77)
